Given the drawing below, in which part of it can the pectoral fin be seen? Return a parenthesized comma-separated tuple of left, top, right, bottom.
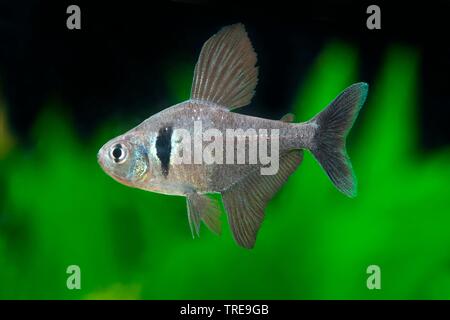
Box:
(186, 192, 222, 238)
(222, 150, 303, 249)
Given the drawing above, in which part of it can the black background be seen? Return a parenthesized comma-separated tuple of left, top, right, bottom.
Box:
(0, 0, 449, 150)
(0, 299, 447, 317)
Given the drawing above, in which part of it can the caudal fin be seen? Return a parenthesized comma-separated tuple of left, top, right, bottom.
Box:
(309, 82, 368, 197)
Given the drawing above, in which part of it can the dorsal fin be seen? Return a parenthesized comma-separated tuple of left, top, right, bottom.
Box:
(190, 23, 258, 110)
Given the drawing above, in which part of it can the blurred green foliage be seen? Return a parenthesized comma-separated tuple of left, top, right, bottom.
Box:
(0, 41, 449, 299)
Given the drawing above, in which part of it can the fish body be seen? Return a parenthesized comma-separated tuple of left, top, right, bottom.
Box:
(121, 100, 314, 194)
(98, 24, 368, 248)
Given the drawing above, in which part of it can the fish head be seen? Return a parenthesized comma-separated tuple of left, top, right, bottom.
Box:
(97, 132, 149, 188)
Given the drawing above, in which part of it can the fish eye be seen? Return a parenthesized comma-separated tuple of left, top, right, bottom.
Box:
(110, 143, 128, 164)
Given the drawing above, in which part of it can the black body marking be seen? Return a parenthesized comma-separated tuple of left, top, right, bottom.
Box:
(156, 126, 173, 177)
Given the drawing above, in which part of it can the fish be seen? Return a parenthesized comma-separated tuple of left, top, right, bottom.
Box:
(97, 23, 368, 249)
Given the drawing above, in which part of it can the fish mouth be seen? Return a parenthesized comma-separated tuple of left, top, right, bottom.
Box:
(97, 152, 134, 187)
(97, 142, 112, 169)
(97, 150, 114, 178)
(97, 151, 114, 176)
(97, 150, 106, 170)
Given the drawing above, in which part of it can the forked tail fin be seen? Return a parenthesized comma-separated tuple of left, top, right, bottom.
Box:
(308, 82, 368, 197)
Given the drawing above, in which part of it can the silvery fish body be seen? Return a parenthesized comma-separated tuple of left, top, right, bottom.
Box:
(126, 100, 313, 195)
(98, 24, 368, 248)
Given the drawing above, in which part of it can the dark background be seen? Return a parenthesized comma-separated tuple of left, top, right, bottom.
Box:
(0, 0, 449, 150)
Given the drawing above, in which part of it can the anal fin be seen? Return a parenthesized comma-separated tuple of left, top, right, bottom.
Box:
(222, 150, 303, 249)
